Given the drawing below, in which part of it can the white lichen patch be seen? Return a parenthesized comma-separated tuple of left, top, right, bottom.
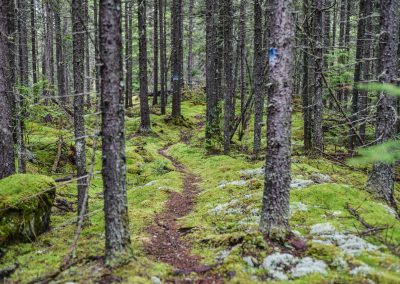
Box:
(290, 179, 314, 189)
(239, 168, 264, 178)
(262, 253, 328, 281)
(218, 180, 248, 189)
(310, 173, 332, 184)
(350, 265, 374, 276)
(290, 202, 309, 215)
(290, 257, 328, 278)
(310, 223, 378, 256)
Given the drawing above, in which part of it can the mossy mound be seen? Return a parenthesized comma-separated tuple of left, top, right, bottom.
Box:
(0, 174, 56, 246)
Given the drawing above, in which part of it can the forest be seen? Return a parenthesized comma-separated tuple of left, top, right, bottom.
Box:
(1, 0, 400, 283)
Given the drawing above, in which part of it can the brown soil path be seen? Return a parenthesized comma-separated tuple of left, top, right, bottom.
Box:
(144, 146, 222, 283)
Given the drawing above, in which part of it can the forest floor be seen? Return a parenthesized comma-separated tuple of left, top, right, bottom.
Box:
(1, 91, 400, 283)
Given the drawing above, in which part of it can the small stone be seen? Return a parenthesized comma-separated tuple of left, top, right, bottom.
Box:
(243, 256, 254, 267)
(310, 173, 331, 184)
(151, 276, 162, 284)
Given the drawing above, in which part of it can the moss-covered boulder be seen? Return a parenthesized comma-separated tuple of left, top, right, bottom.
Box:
(0, 174, 56, 246)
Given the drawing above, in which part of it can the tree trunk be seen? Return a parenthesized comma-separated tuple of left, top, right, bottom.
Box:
(366, 0, 399, 208)
(350, 0, 366, 149)
(222, 0, 234, 154)
(260, 0, 295, 240)
(187, 0, 194, 88)
(0, 0, 15, 179)
(72, 0, 88, 218)
(125, 0, 133, 108)
(359, 0, 373, 142)
(30, 0, 37, 86)
(253, 0, 264, 157)
(85, 0, 91, 108)
(100, 0, 131, 261)
(313, 0, 324, 154)
(238, 0, 247, 140)
(17, 0, 29, 173)
(152, 0, 159, 105)
(205, 0, 220, 148)
(302, 0, 312, 152)
(55, 1, 66, 105)
(159, 0, 167, 114)
(138, 0, 151, 131)
(171, 0, 183, 119)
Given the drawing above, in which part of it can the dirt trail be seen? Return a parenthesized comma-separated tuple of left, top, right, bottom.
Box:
(144, 146, 221, 283)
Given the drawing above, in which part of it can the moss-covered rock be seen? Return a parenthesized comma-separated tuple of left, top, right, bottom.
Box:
(0, 174, 56, 246)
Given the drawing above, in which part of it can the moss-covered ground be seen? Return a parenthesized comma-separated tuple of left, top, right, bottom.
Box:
(1, 91, 400, 283)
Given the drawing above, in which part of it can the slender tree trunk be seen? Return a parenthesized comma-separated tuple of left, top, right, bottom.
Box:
(238, 0, 247, 140)
(94, 0, 101, 99)
(125, 0, 133, 108)
(222, 0, 234, 154)
(359, 0, 373, 142)
(253, 0, 264, 157)
(366, 0, 399, 208)
(159, 0, 166, 114)
(260, 0, 295, 240)
(138, 0, 151, 130)
(152, 0, 159, 105)
(55, 1, 66, 105)
(205, 0, 220, 148)
(100, 0, 131, 261)
(85, 0, 91, 108)
(30, 0, 37, 86)
(187, 0, 194, 88)
(313, 0, 324, 154)
(44, 0, 54, 99)
(72, 0, 88, 218)
(171, 0, 183, 119)
(17, 0, 28, 173)
(0, 0, 15, 179)
(302, 0, 312, 152)
(350, 0, 366, 149)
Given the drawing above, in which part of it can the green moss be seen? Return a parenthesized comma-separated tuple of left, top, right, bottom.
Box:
(306, 242, 341, 264)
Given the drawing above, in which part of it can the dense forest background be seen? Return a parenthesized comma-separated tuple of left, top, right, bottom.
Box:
(1, 0, 400, 283)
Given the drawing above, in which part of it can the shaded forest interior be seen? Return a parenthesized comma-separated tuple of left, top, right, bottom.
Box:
(1, 0, 400, 283)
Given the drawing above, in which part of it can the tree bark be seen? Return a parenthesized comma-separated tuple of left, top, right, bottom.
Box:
(366, 0, 399, 208)
(313, 0, 324, 154)
(84, 0, 91, 108)
(238, 0, 247, 140)
(222, 0, 234, 154)
(152, 0, 159, 105)
(125, 0, 133, 108)
(100, 0, 131, 261)
(30, 0, 37, 86)
(72, 0, 88, 218)
(260, 0, 295, 240)
(55, 1, 66, 105)
(187, 0, 194, 88)
(138, 0, 151, 131)
(253, 0, 264, 157)
(171, 0, 183, 119)
(0, 0, 15, 179)
(159, 0, 167, 114)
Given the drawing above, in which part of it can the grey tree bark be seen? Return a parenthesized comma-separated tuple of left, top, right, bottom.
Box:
(205, 0, 220, 148)
(30, 0, 37, 86)
(253, 0, 264, 157)
(222, 0, 234, 154)
(159, 0, 167, 114)
(312, 0, 324, 154)
(55, 1, 66, 105)
(171, 0, 183, 119)
(84, 0, 91, 108)
(187, 0, 194, 88)
(72, 0, 88, 218)
(366, 0, 399, 208)
(125, 0, 133, 108)
(238, 0, 247, 140)
(0, 0, 15, 179)
(100, 0, 131, 261)
(260, 0, 295, 240)
(152, 0, 159, 105)
(138, 0, 151, 131)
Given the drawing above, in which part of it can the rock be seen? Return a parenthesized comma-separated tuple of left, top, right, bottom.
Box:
(0, 174, 56, 245)
(151, 276, 162, 284)
(290, 257, 327, 278)
(290, 179, 314, 189)
(243, 256, 255, 267)
(218, 180, 247, 189)
(239, 168, 264, 178)
(310, 173, 331, 184)
(262, 253, 298, 281)
(350, 265, 373, 276)
(310, 223, 337, 236)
